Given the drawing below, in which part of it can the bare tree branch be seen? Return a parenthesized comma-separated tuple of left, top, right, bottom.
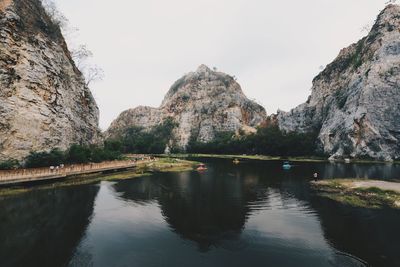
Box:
(71, 45, 93, 69)
(84, 66, 105, 87)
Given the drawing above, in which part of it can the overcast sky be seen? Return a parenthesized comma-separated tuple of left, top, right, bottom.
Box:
(55, 0, 389, 130)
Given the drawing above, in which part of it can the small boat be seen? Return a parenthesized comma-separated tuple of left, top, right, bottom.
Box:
(345, 158, 351, 164)
(197, 163, 207, 171)
(233, 159, 240, 164)
(282, 161, 292, 170)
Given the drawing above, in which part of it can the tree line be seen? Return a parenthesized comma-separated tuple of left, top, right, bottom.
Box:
(187, 125, 319, 156)
(0, 143, 122, 170)
(107, 121, 320, 157)
(0, 120, 321, 170)
(106, 118, 178, 155)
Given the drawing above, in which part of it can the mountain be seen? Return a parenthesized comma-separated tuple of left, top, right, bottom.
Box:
(0, 0, 99, 161)
(106, 65, 267, 150)
(277, 4, 400, 161)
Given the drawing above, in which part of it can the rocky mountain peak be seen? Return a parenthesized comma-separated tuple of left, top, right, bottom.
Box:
(278, 4, 400, 161)
(376, 4, 400, 25)
(196, 64, 212, 73)
(107, 66, 267, 150)
(161, 65, 241, 108)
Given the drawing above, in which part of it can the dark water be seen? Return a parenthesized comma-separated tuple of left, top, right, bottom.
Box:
(1, 159, 400, 267)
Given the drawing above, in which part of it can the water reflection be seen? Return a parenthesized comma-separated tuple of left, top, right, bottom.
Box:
(310, 195, 400, 267)
(1, 159, 399, 267)
(0, 185, 99, 267)
(114, 170, 259, 251)
(311, 162, 400, 180)
(110, 159, 400, 266)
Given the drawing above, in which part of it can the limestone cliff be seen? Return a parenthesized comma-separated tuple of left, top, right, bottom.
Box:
(278, 5, 400, 161)
(0, 0, 99, 161)
(107, 65, 267, 150)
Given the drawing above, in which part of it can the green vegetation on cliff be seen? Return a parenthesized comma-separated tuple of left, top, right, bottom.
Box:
(107, 118, 178, 154)
(105, 124, 319, 157)
(187, 125, 319, 156)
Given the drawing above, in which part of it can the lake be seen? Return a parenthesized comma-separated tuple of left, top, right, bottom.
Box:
(1, 158, 400, 267)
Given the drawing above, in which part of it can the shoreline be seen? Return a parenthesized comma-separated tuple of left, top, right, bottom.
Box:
(0, 158, 198, 198)
(311, 179, 400, 209)
(162, 153, 400, 164)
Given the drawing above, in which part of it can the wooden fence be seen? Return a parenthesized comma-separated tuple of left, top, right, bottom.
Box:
(0, 160, 141, 185)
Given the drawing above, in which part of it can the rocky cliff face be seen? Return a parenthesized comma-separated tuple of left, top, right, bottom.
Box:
(107, 65, 267, 150)
(278, 5, 400, 161)
(0, 0, 99, 161)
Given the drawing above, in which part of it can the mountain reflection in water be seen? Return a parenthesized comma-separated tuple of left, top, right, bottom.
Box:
(1, 159, 399, 267)
(0, 185, 99, 267)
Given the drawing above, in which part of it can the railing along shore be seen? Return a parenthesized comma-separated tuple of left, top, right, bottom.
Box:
(0, 157, 154, 185)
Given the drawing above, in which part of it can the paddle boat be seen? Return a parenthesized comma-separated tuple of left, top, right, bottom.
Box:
(282, 161, 292, 170)
(197, 163, 207, 171)
(233, 158, 240, 164)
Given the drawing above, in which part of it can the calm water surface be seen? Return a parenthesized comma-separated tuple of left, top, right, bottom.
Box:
(1, 159, 400, 267)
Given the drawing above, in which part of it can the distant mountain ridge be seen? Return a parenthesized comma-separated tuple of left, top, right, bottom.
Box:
(277, 4, 400, 161)
(106, 65, 267, 150)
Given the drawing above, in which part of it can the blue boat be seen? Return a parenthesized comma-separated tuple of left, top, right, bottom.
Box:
(282, 161, 292, 170)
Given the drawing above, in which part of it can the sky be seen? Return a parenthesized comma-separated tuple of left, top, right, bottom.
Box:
(54, 0, 390, 130)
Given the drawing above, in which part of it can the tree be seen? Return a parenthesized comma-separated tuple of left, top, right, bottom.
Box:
(186, 125, 319, 157)
(70, 45, 104, 86)
(83, 66, 105, 87)
(67, 144, 92, 164)
(71, 45, 93, 69)
(41, 0, 68, 30)
(0, 159, 20, 170)
(116, 118, 178, 154)
(41, 0, 104, 87)
(25, 149, 65, 168)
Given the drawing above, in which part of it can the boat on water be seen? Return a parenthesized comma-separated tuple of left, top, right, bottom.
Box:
(197, 163, 207, 171)
(282, 161, 292, 170)
(233, 159, 240, 164)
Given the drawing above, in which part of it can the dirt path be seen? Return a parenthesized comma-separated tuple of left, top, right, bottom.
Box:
(349, 180, 400, 193)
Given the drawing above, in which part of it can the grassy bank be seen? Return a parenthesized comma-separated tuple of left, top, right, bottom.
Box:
(0, 158, 198, 198)
(311, 179, 400, 209)
(162, 154, 328, 162)
(162, 154, 400, 164)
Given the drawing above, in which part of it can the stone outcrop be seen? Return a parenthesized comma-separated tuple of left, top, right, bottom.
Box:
(0, 0, 99, 161)
(277, 5, 400, 161)
(107, 65, 267, 150)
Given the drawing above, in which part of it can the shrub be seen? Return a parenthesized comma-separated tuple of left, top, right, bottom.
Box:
(23, 144, 122, 168)
(169, 77, 186, 94)
(118, 117, 178, 154)
(67, 144, 92, 164)
(25, 148, 65, 168)
(0, 159, 20, 170)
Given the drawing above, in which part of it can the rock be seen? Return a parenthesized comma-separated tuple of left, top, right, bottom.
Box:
(106, 65, 267, 150)
(0, 0, 99, 161)
(278, 5, 400, 161)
